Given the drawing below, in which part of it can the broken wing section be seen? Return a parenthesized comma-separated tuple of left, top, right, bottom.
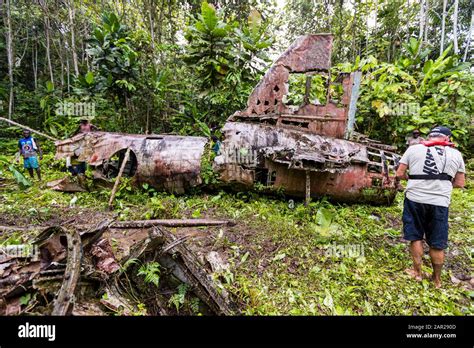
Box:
(55, 132, 208, 194)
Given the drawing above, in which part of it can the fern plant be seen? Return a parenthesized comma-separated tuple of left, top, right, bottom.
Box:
(168, 284, 188, 312)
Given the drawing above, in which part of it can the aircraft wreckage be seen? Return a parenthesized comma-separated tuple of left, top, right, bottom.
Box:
(55, 34, 400, 204)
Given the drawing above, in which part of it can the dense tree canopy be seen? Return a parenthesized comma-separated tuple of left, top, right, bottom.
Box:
(0, 0, 472, 152)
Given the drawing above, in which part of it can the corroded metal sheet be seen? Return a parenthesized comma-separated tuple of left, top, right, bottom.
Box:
(234, 34, 332, 117)
(214, 34, 400, 204)
(55, 132, 207, 194)
(214, 122, 400, 204)
(232, 34, 358, 139)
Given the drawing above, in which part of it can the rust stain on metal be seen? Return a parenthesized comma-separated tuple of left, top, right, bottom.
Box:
(55, 132, 208, 194)
(53, 34, 400, 204)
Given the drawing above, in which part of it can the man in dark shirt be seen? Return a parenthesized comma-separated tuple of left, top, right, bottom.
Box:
(18, 129, 43, 180)
(406, 129, 424, 146)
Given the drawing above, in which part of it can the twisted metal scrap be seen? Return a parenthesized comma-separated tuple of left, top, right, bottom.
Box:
(51, 227, 82, 316)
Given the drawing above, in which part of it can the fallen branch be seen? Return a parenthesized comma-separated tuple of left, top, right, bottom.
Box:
(112, 219, 236, 229)
(0, 225, 44, 232)
(0, 218, 235, 237)
(0, 116, 58, 142)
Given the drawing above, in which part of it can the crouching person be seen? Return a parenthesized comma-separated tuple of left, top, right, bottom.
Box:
(66, 156, 87, 187)
(396, 126, 466, 288)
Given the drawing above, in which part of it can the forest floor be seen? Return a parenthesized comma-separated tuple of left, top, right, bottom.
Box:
(0, 151, 473, 316)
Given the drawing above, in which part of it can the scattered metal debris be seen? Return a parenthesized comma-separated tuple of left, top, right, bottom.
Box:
(0, 218, 237, 316)
(46, 177, 86, 192)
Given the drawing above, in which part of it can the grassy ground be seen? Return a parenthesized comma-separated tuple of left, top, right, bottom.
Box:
(0, 153, 472, 315)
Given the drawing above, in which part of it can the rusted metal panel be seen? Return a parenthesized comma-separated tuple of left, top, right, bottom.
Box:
(55, 132, 207, 194)
(345, 71, 362, 138)
(234, 35, 332, 117)
(213, 121, 399, 203)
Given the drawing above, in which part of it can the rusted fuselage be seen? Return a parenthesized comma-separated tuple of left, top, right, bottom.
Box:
(54, 34, 400, 204)
(213, 121, 399, 204)
(55, 132, 207, 194)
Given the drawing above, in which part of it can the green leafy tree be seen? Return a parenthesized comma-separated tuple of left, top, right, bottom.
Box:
(86, 12, 139, 126)
(182, 1, 273, 132)
(354, 41, 473, 153)
(184, 2, 237, 92)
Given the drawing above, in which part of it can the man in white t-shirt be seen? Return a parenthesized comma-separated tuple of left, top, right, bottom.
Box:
(396, 126, 465, 288)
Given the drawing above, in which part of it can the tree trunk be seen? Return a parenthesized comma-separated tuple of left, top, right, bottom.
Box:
(365, 1, 372, 52)
(58, 35, 65, 90)
(0, 117, 58, 141)
(44, 15, 54, 85)
(66, 49, 71, 93)
(351, 1, 358, 62)
(2, 0, 15, 119)
(463, 5, 474, 62)
(146, 99, 150, 134)
(148, 0, 156, 51)
(418, 0, 425, 41)
(157, 0, 165, 45)
(440, 0, 447, 55)
(453, 0, 459, 54)
(33, 40, 38, 90)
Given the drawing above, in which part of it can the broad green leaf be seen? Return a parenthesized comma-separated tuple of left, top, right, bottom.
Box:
(8, 164, 31, 188)
(315, 207, 333, 228)
(85, 71, 95, 85)
(201, 2, 218, 31)
(49, 125, 58, 137)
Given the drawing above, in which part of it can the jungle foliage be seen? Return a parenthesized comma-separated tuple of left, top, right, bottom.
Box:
(0, 0, 472, 318)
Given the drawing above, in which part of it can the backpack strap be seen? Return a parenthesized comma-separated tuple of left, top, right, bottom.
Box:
(408, 173, 453, 181)
(409, 146, 451, 181)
